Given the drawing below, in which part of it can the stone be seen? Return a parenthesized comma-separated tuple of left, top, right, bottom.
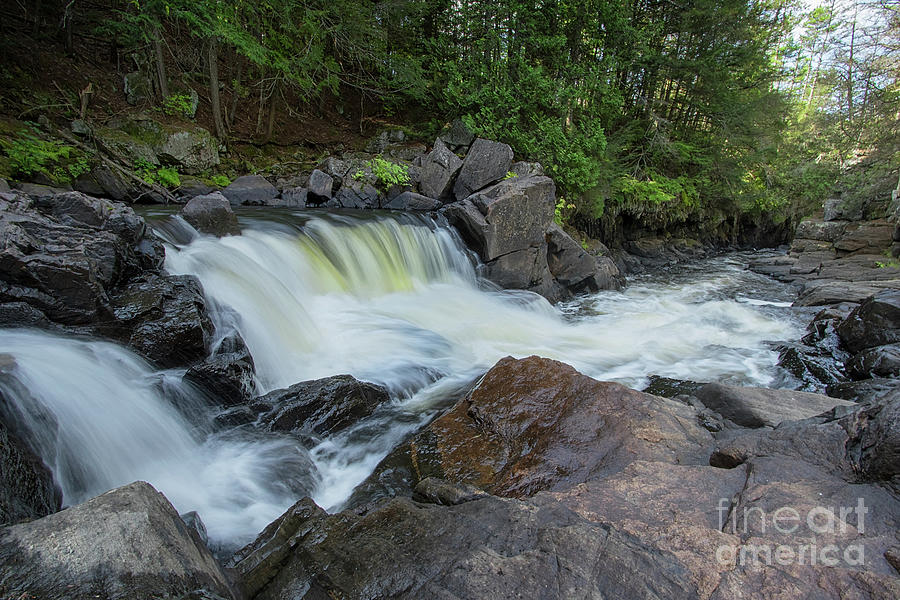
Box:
(825, 197, 865, 222)
(221, 175, 278, 206)
(510, 161, 544, 178)
(846, 344, 900, 379)
(276, 186, 307, 208)
(156, 127, 220, 175)
(838, 289, 900, 353)
(0, 481, 237, 600)
(694, 382, 855, 428)
(0, 179, 8, 192)
(0, 418, 61, 526)
(257, 375, 390, 442)
(306, 169, 333, 206)
(349, 355, 712, 504)
(123, 71, 150, 105)
(438, 118, 476, 150)
(419, 139, 463, 202)
(828, 378, 900, 403)
(181, 192, 240, 236)
(834, 221, 896, 254)
(99, 273, 213, 368)
(176, 178, 215, 200)
(452, 138, 514, 201)
(794, 218, 849, 242)
(332, 178, 380, 209)
(546, 224, 623, 293)
(184, 339, 256, 407)
(384, 191, 442, 211)
(70, 119, 90, 136)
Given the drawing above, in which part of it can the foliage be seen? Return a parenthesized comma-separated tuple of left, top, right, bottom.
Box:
(367, 157, 409, 189)
(209, 174, 230, 188)
(134, 157, 180, 189)
(0, 127, 89, 183)
(160, 93, 194, 118)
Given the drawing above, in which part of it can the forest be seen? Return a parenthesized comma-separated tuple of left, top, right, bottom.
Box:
(0, 0, 898, 239)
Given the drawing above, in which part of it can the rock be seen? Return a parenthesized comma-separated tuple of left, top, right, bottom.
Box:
(181, 192, 240, 236)
(776, 343, 846, 390)
(276, 186, 307, 208)
(95, 118, 220, 175)
(452, 138, 514, 201)
(419, 139, 463, 202)
(70, 119, 90, 136)
(849, 390, 900, 482)
(438, 118, 476, 151)
(825, 197, 865, 222)
(834, 221, 895, 254)
(510, 161, 544, 178)
(157, 127, 220, 174)
(100, 273, 213, 368)
(184, 341, 256, 407)
(350, 355, 711, 504)
(384, 191, 442, 211)
(0, 418, 61, 526)
(257, 375, 389, 442)
(846, 344, 900, 379)
(694, 382, 855, 428)
(828, 378, 900, 403)
(411, 477, 489, 506)
(0, 179, 8, 192)
(794, 218, 849, 242)
(306, 169, 333, 206)
(332, 178, 380, 209)
(838, 289, 900, 353)
(0, 481, 237, 600)
(123, 71, 150, 105)
(796, 280, 893, 306)
(446, 175, 554, 262)
(221, 175, 278, 206)
(546, 224, 623, 293)
(180, 510, 209, 547)
(365, 129, 407, 154)
(176, 178, 215, 200)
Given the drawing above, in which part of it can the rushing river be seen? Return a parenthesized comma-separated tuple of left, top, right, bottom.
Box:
(0, 209, 805, 551)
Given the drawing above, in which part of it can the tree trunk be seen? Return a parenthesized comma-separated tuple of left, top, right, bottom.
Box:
(227, 58, 243, 130)
(208, 36, 227, 141)
(153, 32, 168, 100)
(265, 81, 278, 143)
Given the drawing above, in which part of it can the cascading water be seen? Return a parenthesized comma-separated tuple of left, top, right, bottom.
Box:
(0, 209, 804, 549)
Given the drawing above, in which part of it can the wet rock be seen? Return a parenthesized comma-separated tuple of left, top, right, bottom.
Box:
(412, 477, 489, 506)
(306, 169, 333, 206)
(351, 355, 712, 504)
(232, 492, 703, 600)
(0, 418, 61, 526)
(0, 481, 237, 600)
(419, 139, 463, 202)
(796, 280, 891, 306)
(438, 118, 476, 151)
(452, 138, 513, 201)
(258, 374, 390, 441)
(181, 192, 240, 237)
(838, 289, 900, 353)
(694, 382, 854, 428)
(276, 186, 307, 208)
(184, 340, 256, 407)
(776, 343, 847, 391)
(221, 175, 277, 206)
(828, 378, 900, 403)
(546, 223, 623, 292)
(384, 191, 442, 211)
(642, 376, 705, 398)
(101, 273, 213, 368)
(332, 178, 380, 209)
(846, 344, 900, 379)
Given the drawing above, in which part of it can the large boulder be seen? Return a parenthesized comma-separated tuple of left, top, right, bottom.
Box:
(184, 333, 257, 407)
(693, 382, 855, 428)
(306, 169, 333, 206)
(419, 139, 463, 202)
(384, 191, 442, 211)
(438, 118, 476, 152)
(257, 375, 390, 442)
(181, 192, 240, 236)
(156, 127, 220, 174)
(350, 355, 712, 504)
(0, 481, 238, 600)
(546, 224, 623, 292)
(838, 289, 900, 353)
(95, 118, 219, 175)
(221, 175, 278, 206)
(332, 178, 380, 209)
(452, 138, 514, 201)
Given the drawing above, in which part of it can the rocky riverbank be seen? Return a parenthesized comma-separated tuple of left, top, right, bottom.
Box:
(1, 145, 899, 598)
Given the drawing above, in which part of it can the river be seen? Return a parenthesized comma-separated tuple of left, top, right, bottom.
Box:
(0, 208, 806, 551)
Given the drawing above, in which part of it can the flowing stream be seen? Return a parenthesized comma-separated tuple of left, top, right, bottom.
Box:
(0, 209, 805, 550)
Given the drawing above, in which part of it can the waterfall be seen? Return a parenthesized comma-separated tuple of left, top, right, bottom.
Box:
(0, 211, 803, 546)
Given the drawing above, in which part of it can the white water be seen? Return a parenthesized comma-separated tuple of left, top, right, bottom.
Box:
(0, 212, 803, 548)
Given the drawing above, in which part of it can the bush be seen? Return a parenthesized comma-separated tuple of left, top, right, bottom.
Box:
(134, 158, 180, 189)
(156, 167, 181, 189)
(160, 93, 195, 118)
(367, 157, 410, 189)
(0, 127, 90, 184)
(209, 174, 230, 188)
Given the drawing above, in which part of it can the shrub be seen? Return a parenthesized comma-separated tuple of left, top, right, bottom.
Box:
(0, 127, 90, 184)
(160, 93, 195, 118)
(368, 157, 410, 189)
(156, 167, 181, 189)
(209, 174, 230, 188)
(134, 158, 180, 189)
